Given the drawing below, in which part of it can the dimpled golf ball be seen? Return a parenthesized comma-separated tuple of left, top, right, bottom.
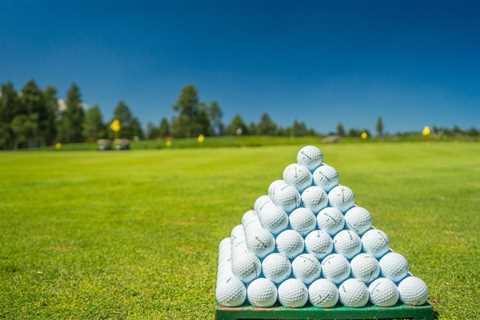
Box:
(247, 278, 278, 307)
(283, 163, 313, 192)
(361, 229, 390, 258)
(276, 230, 305, 259)
(379, 252, 409, 282)
(268, 179, 288, 199)
(297, 145, 323, 171)
(301, 186, 328, 213)
(241, 210, 257, 225)
(231, 251, 261, 283)
(254, 195, 272, 213)
(317, 207, 345, 236)
(308, 278, 339, 308)
(272, 184, 301, 213)
(333, 230, 362, 259)
(304, 230, 333, 259)
(258, 202, 289, 235)
(339, 279, 369, 307)
(231, 224, 245, 242)
(289, 207, 317, 236)
(216, 275, 247, 307)
(398, 276, 428, 306)
(292, 253, 321, 284)
(321, 254, 351, 284)
(278, 278, 309, 308)
(350, 253, 380, 283)
(368, 278, 399, 307)
(262, 253, 292, 284)
(312, 164, 339, 192)
(328, 185, 355, 212)
(345, 206, 372, 235)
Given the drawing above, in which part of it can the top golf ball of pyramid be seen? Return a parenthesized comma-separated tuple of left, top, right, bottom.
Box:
(216, 145, 429, 310)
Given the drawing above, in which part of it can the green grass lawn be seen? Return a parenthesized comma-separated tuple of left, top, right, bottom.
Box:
(0, 142, 479, 319)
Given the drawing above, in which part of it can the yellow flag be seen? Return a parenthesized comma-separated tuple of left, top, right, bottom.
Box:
(111, 119, 121, 133)
(422, 126, 431, 137)
(360, 131, 368, 140)
(197, 134, 205, 143)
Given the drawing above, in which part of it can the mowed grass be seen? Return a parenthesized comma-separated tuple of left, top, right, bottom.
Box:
(0, 143, 479, 319)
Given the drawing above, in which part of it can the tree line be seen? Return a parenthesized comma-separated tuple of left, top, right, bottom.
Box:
(1, 81, 478, 149)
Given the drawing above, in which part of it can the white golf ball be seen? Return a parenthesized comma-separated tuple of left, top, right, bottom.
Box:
(328, 185, 355, 212)
(308, 278, 339, 308)
(261, 253, 292, 284)
(350, 253, 381, 283)
(379, 252, 409, 282)
(398, 276, 428, 306)
(369, 277, 399, 307)
(277, 278, 308, 308)
(317, 207, 345, 236)
(312, 164, 339, 192)
(333, 230, 362, 259)
(231, 251, 261, 283)
(289, 207, 316, 236)
(247, 278, 278, 307)
(321, 253, 351, 284)
(301, 186, 328, 213)
(339, 278, 369, 307)
(283, 163, 313, 192)
(241, 210, 257, 226)
(297, 145, 323, 171)
(291, 253, 321, 285)
(231, 224, 245, 243)
(304, 230, 333, 259)
(344, 206, 372, 235)
(272, 184, 301, 213)
(276, 230, 305, 259)
(246, 229, 275, 258)
(258, 202, 288, 235)
(254, 195, 272, 213)
(361, 229, 389, 258)
(268, 179, 288, 199)
(216, 275, 247, 307)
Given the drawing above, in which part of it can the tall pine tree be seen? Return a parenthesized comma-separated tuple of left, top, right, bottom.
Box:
(58, 83, 84, 143)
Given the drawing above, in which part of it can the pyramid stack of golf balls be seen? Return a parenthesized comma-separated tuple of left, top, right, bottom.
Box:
(216, 145, 428, 308)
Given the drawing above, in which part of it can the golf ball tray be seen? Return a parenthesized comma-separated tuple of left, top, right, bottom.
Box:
(215, 146, 431, 317)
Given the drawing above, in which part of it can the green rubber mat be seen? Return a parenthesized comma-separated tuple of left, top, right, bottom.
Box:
(215, 303, 434, 319)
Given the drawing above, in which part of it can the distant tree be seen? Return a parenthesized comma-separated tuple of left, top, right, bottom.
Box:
(376, 117, 384, 137)
(131, 117, 144, 140)
(290, 120, 309, 137)
(256, 113, 277, 135)
(58, 83, 85, 143)
(83, 105, 105, 142)
(348, 128, 361, 137)
(11, 114, 38, 148)
(336, 123, 346, 137)
(0, 82, 20, 148)
(248, 122, 257, 135)
(19, 80, 48, 146)
(208, 101, 224, 135)
(171, 85, 211, 137)
(43, 86, 58, 144)
(110, 101, 142, 139)
(158, 117, 171, 138)
(146, 122, 159, 139)
(226, 114, 248, 135)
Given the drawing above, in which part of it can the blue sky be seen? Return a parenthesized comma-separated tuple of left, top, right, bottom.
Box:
(1, 0, 479, 132)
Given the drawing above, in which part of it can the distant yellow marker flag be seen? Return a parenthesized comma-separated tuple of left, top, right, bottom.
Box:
(197, 134, 205, 144)
(110, 119, 121, 133)
(360, 131, 368, 140)
(422, 126, 431, 137)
